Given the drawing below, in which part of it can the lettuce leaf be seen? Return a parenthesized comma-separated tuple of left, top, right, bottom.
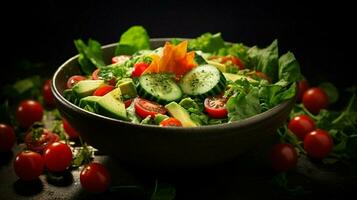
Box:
(188, 33, 226, 54)
(74, 39, 105, 75)
(115, 26, 150, 55)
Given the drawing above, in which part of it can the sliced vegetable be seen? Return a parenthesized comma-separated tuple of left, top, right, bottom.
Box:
(134, 97, 167, 118)
(204, 95, 228, 118)
(159, 117, 182, 127)
(180, 64, 226, 98)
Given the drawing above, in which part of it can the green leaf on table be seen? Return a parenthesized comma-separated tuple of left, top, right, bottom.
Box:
(151, 180, 176, 200)
(2, 75, 42, 102)
(247, 40, 279, 82)
(115, 26, 150, 55)
(74, 39, 105, 75)
(72, 144, 93, 168)
(319, 82, 339, 104)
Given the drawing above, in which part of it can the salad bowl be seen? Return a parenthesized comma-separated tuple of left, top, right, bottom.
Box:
(52, 38, 296, 168)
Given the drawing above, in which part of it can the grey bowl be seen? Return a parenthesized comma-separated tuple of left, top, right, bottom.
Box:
(52, 38, 296, 168)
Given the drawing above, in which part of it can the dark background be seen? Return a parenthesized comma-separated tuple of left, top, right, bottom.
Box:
(2, 0, 355, 89)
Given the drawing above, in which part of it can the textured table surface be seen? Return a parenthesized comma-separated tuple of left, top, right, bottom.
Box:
(1, 144, 356, 200)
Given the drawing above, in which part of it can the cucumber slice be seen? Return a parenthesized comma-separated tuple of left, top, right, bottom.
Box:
(137, 74, 182, 103)
(180, 64, 226, 98)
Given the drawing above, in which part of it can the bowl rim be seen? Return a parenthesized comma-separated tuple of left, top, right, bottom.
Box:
(52, 38, 295, 131)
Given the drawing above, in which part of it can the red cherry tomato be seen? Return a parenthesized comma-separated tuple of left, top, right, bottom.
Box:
(134, 98, 167, 118)
(297, 79, 309, 102)
(221, 56, 245, 69)
(269, 143, 298, 171)
(80, 162, 111, 193)
(124, 99, 134, 108)
(92, 69, 100, 80)
(42, 79, 56, 107)
(67, 75, 87, 89)
(43, 142, 73, 172)
(204, 95, 228, 118)
(304, 129, 333, 159)
(302, 87, 329, 115)
(62, 118, 79, 139)
(131, 62, 149, 78)
(0, 123, 16, 152)
(24, 128, 60, 154)
(14, 151, 44, 181)
(16, 100, 44, 128)
(159, 118, 182, 127)
(288, 115, 315, 140)
(93, 85, 114, 96)
(112, 55, 131, 64)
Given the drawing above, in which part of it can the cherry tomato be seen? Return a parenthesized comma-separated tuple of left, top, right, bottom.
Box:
(14, 151, 44, 181)
(297, 79, 309, 102)
(302, 87, 329, 115)
(288, 115, 315, 140)
(124, 99, 134, 108)
(134, 98, 167, 118)
(80, 162, 111, 193)
(43, 142, 73, 172)
(62, 118, 79, 139)
(67, 75, 87, 89)
(221, 56, 245, 69)
(160, 118, 182, 127)
(112, 55, 131, 64)
(204, 95, 228, 118)
(93, 85, 114, 96)
(24, 128, 60, 154)
(42, 79, 56, 108)
(131, 62, 149, 78)
(304, 129, 333, 159)
(92, 68, 100, 80)
(16, 100, 44, 128)
(0, 123, 16, 152)
(269, 143, 298, 172)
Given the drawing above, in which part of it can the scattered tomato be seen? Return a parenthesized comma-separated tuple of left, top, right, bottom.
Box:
(112, 55, 131, 64)
(14, 151, 44, 181)
(160, 117, 182, 127)
(93, 85, 114, 96)
(42, 79, 56, 107)
(24, 128, 60, 153)
(302, 87, 329, 115)
(16, 100, 44, 128)
(131, 62, 149, 78)
(67, 75, 86, 89)
(43, 142, 73, 172)
(62, 118, 79, 139)
(124, 99, 134, 108)
(80, 162, 111, 193)
(0, 123, 16, 152)
(297, 79, 309, 102)
(304, 129, 333, 159)
(269, 143, 298, 171)
(288, 115, 315, 140)
(204, 95, 228, 118)
(134, 98, 167, 118)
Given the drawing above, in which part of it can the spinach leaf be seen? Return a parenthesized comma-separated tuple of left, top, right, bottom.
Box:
(319, 82, 339, 104)
(188, 33, 226, 54)
(227, 87, 261, 122)
(261, 82, 297, 107)
(74, 39, 105, 75)
(247, 40, 279, 82)
(278, 52, 302, 83)
(115, 26, 150, 56)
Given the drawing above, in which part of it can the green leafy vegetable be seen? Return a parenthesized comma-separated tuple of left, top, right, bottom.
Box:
(278, 52, 302, 83)
(219, 43, 250, 66)
(247, 40, 279, 82)
(115, 26, 150, 55)
(188, 33, 226, 54)
(74, 39, 105, 75)
(319, 82, 339, 104)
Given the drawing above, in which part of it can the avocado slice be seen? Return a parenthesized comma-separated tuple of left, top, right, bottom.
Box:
(97, 88, 127, 120)
(223, 73, 258, 83)
(116, 78, 137, 99)
(72, 80, 104, 98)
(207, 60, 226, 72)
(79, 96, 102, 111)
(165, 102, 197, 127)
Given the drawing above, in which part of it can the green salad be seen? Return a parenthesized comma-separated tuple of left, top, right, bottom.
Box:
(63, 26, 302, 127)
